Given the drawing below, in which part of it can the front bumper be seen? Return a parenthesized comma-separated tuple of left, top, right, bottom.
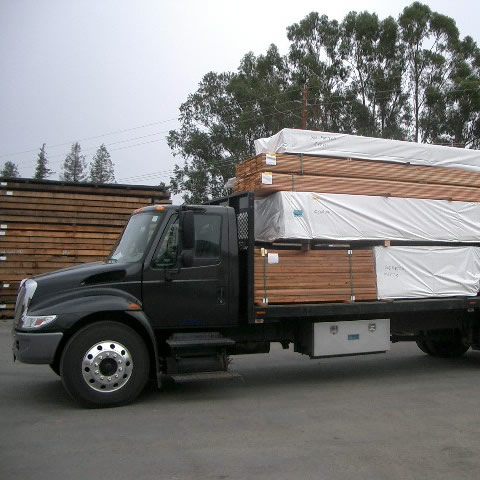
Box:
(12, 330, 63, 364)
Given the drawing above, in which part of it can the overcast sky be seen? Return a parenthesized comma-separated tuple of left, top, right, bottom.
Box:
(2, 0, 480, 199)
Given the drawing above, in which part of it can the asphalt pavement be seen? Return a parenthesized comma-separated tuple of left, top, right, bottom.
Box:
(2, 319, 480, 480)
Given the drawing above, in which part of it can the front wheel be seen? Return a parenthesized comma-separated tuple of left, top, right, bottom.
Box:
(60, 321, 150, 408)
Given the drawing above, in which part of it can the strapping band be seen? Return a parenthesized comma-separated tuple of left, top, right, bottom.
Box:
(348, 249, 355, 302)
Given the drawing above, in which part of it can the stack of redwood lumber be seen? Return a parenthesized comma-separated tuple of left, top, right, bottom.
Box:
(239, 129, 480, 306)
(0, 178, 170, 318)
(254, 248, 377, 305)
(235, 153, 480, 201)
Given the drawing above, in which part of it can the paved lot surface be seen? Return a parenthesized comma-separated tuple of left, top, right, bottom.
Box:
(2, 320, 480, 480)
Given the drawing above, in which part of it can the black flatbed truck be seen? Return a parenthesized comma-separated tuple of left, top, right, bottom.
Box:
(12, 192, 480, 407)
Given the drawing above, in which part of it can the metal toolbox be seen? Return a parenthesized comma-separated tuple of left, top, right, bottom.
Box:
(311, 319, 390, 358)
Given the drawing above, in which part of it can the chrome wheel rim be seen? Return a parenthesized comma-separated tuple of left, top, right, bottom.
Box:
(82, 341, 133, 392)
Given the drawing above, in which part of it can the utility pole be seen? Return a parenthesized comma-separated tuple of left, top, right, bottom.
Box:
(301, 83, 308, 129)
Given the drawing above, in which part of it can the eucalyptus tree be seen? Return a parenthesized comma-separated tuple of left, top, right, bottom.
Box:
(168, 45, 297, 203)
(426, 35, 480, 148)
(341, 11, 408, 138)
(287, 12, 350, 132)
(399, 2, 461, 142)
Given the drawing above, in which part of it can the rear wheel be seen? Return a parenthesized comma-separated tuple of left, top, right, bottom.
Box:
(60, 321, 150, 408)
(416, 332, 469, 358)
(49, 362, 60, 376)
(415, 338, 433, 355)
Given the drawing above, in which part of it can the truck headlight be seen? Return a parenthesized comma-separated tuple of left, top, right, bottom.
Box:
(15, 279, 38, 319)
(19, 315, 57, 329)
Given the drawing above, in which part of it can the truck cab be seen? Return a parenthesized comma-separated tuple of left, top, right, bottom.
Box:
(12, 199, 250, 407)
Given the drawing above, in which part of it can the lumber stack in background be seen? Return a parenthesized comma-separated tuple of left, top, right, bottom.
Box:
(254, 248, 377, 305)
(0, 177, 170, 318)
(235, 153, 480, 201)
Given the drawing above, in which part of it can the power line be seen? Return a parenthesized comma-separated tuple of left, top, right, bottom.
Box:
(5, 82, 480, 176)
(118, 157, 239, 183)
(0, 117, 179, 159)
(0, 86, 305, 160)
(14, 82, 480, 169)
(0, 81, 359, 162)
(7, 103, 305, 172)
(4, 79, 479, 163)
(11, 95, 305, 168)
(3, 95, 304, 166)
(14, 130, 173, 169)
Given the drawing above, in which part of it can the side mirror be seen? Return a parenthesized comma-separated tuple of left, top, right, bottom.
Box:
(181, 250, 194, 268)
(179, 210, 195, 250)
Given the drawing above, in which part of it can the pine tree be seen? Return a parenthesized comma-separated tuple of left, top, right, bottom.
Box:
(1, 161, 20, 178)
(61, 142, 87, 182)
(89, 144, 115, 183)
(33, 143, 53, 179)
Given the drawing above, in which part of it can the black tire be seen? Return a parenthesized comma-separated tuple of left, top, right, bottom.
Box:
(415, 339, 433, 355)
(417, 332, 469, 358)
(49, 362, 60, 376)
(60, 321, 150, 408)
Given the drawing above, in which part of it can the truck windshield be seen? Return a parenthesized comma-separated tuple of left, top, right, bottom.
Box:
(107, 212, 164, 264)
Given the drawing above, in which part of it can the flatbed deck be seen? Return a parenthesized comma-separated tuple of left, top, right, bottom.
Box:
(256, 297, 480, 321)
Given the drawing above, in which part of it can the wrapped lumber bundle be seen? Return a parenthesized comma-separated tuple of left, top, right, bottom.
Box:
(374, 246, 480, 299)
(0, 178, 170, 318)
(253, 245, 480, 304)
(255, 191, 480, 243)
(254, 247, 377, 305)
(254, 128, 480, 171)
(235, 129, 480, 201)
(247, 129, 480, 303)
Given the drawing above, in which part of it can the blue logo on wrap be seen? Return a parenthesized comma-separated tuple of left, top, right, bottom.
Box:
(293, 209, 303, 217)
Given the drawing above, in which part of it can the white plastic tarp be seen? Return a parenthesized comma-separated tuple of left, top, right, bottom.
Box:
(254, 192, 480, 243)
(254, 129, 480, 172)
(374, 246, 480, 299)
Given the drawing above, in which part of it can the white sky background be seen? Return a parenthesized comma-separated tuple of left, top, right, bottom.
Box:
(1, 0, 480, 202)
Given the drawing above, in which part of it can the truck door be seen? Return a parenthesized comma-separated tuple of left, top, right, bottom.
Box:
(142, 211, 233, 328)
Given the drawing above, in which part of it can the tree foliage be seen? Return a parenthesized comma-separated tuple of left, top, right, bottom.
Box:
(61, 142, 87, 182)
(287, 13, 350, 132)
(399, 2, 462, 142)
(89, 144, 115, 183)
(1, 161, 20, 178)
(33, 143, 53, 179)
(169, 2, 480, 202)
(168, 45, 299, 203)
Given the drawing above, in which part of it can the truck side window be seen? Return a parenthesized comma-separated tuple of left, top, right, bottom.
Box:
(152, 217, 179, 268)
(194, 213, 221, 260)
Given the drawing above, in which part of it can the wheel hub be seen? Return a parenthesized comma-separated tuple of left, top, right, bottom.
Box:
(99, 357, 118, 376)
(82, 341, 133, 393)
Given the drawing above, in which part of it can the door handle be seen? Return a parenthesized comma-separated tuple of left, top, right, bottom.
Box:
(217, 287, 225, 305)
(165, 269, 178, 282)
